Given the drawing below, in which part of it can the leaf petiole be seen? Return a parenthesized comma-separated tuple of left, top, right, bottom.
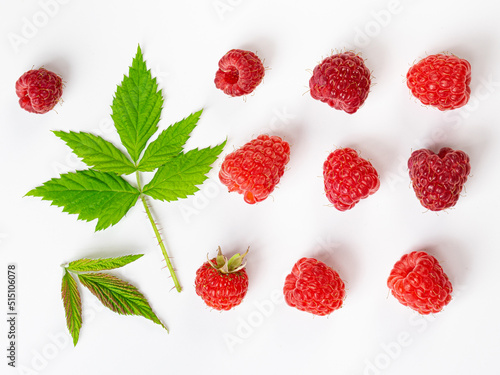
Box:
(136, 171, 181, 292)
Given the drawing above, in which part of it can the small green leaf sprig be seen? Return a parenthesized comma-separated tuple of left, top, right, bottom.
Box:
(27, 45, 226, 292)
(61, 254, 166, 346)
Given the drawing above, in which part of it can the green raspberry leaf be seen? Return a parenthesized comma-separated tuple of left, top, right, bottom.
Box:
(142, 141, 226, 202)
(137, 110, 202, 172)
(53, 131, 136, 175)
(61, 269, 82, 346)
(26, 170, 140, 231)
(67, 254, 144, 272)
(78, 272, 167, 331)
(111, 45, 163, 163)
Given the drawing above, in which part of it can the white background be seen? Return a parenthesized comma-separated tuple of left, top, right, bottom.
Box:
(1, 0, 500, 374)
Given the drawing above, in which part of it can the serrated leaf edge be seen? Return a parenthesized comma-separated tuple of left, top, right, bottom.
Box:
(111, 45, 164, 163)
(61, 269, 82, 346)
(142, 141, 226, 202)
(53, 130, 137, 175)
(25, 169, 141, 231)
(77, 272, 167, 331)
(67, 254, 144, 272)
(137, 109, 203, 172)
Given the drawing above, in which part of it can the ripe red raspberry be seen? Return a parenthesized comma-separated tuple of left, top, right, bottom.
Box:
(323, 147, 380, 211)
(214, 49, 265, 97)
(16, 68, 63, 114)
(388, 251, 452, 314)
(284, 257, 345, 316)
(219, 135, 290, 204)
(309, 51, 371, 114)
(195, 247, 249, 311)
(408, 147, 471, 211)
(406, 53, 471, 110)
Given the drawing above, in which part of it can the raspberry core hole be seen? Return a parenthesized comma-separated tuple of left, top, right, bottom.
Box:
(223, 67, 240, 84)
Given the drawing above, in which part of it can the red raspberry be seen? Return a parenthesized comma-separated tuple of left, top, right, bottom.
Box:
(284, 257, 345, 316)
(219, 135, 290, 204)
(406, 53, 471, 110)
(387, 251, 453, 315)
(309, 51, 371, 114)
(16, 68, 63, 114)
(408, 147, 471, 211)
(323, 147, 380, 211)
(214, 49, 265, 97)
(195, 247, 249, 311)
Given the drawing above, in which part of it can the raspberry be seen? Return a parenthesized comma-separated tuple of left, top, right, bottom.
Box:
(219, 135, 290, 204)
(408, 147, 471, 211)
(388, 251, 452, 314)
(195, 247, 249, 311)
(323, 147, 380, 211)
(406, 53, 471, 110)
(16, 68, 63, 114)
(309, 51, 371, 114)
(214, 49, 265, 97)
(284, 257, 345, 316)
